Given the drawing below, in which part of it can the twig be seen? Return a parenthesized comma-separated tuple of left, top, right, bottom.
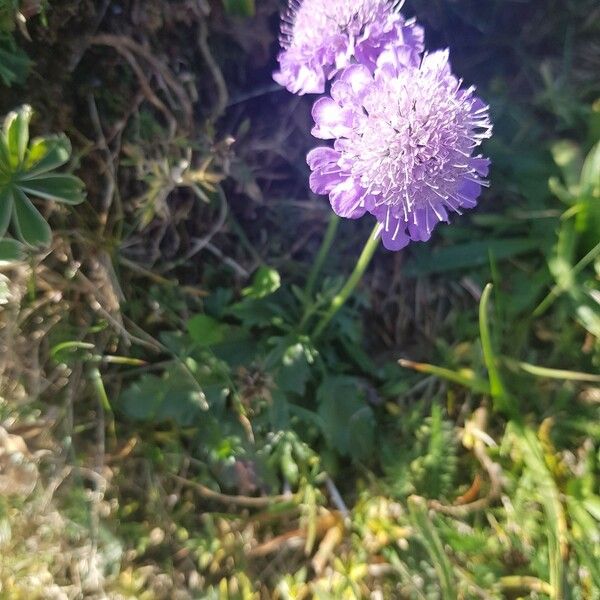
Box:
(87, 94, 117, 233)
(205, 243, 250, 279)
(95, 40, 177, 137)
(91, 34, 193, 129)
(197, 18, 228, 121)
(118, 256, 208, 296)
(171, 473, 297, 508)
(500, 576, 553, 595)
(74, 271, 161, 352)
(181, 187, 228, 262)
(325, 476, 349, 519)
(68, 0, 112, 72)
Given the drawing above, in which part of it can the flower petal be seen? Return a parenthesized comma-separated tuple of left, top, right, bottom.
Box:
(469, 156, 490, 177)
(273, 54, 325, 95)
(329, 178, 366, 218)
(457, 179, 482, 208)
(340, 64, 373, 95)
(311, 97, 352, 139)
(307, 147, 344, 195)
(378, 214, 410, 251)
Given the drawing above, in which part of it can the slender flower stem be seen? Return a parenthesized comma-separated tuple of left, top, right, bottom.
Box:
(312, 223, 380, 340)
(304, 214, 340, 302)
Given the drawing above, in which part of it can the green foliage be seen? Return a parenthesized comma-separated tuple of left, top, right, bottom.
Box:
(0, 1, 37, 86)
(316, 376, 375, 462)
(120, 368, 208, 426)
(383, 404, 457, 499)
(0, 105, 86, 249)
(541, 136, 600, 344)
(0, 34, 30, 86)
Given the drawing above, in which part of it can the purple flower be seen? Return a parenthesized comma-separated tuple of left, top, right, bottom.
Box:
(273, 0, 424, 95)
(307, 49, 493, 250)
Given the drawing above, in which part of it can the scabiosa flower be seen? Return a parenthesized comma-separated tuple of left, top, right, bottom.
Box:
(307, 49, 493, 250)
(273, 0, 424, 95)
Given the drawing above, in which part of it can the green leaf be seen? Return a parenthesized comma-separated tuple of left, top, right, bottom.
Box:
(276, 341, 312, 395)
(583, 496, 600, 521)
(406, 238, 541, 276)
(550, 140, 583, 189)
(0, 238, 24, 261)
(11, 187, 51, 247)
(24, 136, 71, 176)
(19, 174, 86, 204)
(4, 105, 31, 166)
(0, 186, 13, 237)
(0, 43, 31, 87)
(479, 283, 511, 412)
(399, 359, 491, 394)
(316, 376, 375, 461)
(242, 265, 281, 299)
(574, 299, 600, 339)
(221, 0, 255, 17)
(228, 296, 284, 328)
(119, 369, 207, 425)
(580, 140, 600, 196)
(187, 314, 228, 347)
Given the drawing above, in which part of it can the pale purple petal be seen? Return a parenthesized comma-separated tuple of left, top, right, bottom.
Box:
(274, 0, 424, 96)
(307, 147, 345, 194)
(311, 97, 353, 139)
(378, 215, 410, 250)
(329, 178, 367, 218)
(456, 179, 482, 208)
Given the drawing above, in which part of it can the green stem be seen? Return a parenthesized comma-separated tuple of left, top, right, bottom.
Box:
(312, 223, 380, 340)
(89, 366, 116, 443)
(304, 214, 340, 302)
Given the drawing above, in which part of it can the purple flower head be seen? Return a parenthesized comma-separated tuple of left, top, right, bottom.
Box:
(307, 49, 493, 250)
(273, 0, 424, 95)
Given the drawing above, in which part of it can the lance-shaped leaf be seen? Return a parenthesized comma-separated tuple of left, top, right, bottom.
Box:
(12, 187, 51, 247)
(0, 238, 24, 262)
(19, 174, 86, 205)
(0, 186, 12, 237)
(24, 136, 72, 177)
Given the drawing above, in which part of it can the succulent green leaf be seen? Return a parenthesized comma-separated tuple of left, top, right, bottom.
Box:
(4, 105, 31, 166)
(24, 136, 72, 176)
(12, 187, 51, 247)
(0, 185, 13, 237)
(0, 238, 24, 261)
(19, 174, 86, 205)
(0, 135, 10, 174)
